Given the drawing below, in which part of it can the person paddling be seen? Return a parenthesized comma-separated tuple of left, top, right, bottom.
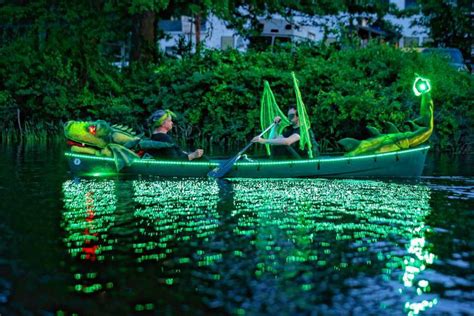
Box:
(146, 109, 204, 160)
(252, 106, 319, 159)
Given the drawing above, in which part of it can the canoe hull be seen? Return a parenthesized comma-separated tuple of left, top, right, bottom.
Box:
(66, 146, 429, 178)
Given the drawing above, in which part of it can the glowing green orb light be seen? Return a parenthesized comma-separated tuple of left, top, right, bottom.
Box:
(413, 76, 431, 96)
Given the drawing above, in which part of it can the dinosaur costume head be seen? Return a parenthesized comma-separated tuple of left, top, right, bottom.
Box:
(64, 120, 113, 149)
(64, 119, 177, 171)
(64, 120, 143, 149)
(64, 120, 141, 171)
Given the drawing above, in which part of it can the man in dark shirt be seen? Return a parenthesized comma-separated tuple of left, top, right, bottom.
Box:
(147, 109, 204, 160)
(252, 107, 318, 159)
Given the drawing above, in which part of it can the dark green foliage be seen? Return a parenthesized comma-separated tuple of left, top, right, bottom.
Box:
(1, 40, 472, 152)
(404, 0, 472, 60)
(6, 0, 452, 151)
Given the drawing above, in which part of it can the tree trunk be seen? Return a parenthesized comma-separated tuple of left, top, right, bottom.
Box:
(130, 11, 156, 63)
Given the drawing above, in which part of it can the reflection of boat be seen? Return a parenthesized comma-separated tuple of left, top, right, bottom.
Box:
(65, 145, 429, 178)
(229, 178, 438, 315)
(62, 179, 117, 295)
(60, 176, 441, 314)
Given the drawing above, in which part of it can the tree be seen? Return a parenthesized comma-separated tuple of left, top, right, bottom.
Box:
(159, 0, 216, 55)
(407, 0, 472, 58)
(212, 0, 398, 44)
(128, 0, 170, 63)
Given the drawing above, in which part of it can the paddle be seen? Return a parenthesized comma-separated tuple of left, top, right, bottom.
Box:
(208, 123, 275, 178)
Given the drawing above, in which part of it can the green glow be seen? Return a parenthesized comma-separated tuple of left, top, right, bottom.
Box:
(413, 76, 431, 96)
(62, 179, 117, 295)
(402, 233, 437, 315)
(230, 178, 437, 313)
(61, 177, 441, 314)
(87, 171, 117, 177)
(302, 284, 312, 291)
(132, 179, 219, 265)
(65, 152, 115, 161)
(66, 145, 430, 169)
(145, 303, 154, 310)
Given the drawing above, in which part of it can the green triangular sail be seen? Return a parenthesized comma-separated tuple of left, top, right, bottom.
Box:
(292, 72, 313, 158)
(260, 81, 290, 156)
(259, 74, 314, 158)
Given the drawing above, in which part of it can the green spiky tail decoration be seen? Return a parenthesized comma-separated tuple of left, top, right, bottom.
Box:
(338, 75, 433, 156)
(292, 72, 313, 158)
(260, 81, 290, 156)
(109, 144, 140, 171)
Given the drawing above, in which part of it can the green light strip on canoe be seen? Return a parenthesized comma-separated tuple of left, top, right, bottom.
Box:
(65, 145, 430, 167)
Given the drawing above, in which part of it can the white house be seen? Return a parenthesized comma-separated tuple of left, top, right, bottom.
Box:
(389, 0, 431, 47)
(157, 15, 247, 54)
(156, 0, 430, 54)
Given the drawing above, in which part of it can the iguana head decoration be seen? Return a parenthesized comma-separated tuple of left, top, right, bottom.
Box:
(338, 76, 434, 156)
(64, 120, 142, 171)
(64, 120, 113, 149)
(64, 119, 177, 171)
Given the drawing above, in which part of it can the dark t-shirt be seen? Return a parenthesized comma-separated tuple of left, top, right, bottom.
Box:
(272, 126, 319, 159)
(282, 126, 300, 138)
(149, 133, 188, 160)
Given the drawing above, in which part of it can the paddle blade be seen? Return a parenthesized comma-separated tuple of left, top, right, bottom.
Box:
(208, 155, 241, 178)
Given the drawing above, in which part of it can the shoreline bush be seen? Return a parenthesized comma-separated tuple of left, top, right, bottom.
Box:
(1, 42, 472, 153)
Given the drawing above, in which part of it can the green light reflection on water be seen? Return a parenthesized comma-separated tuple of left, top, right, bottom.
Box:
(230, 178, 437, 314)
(132, 179, 220, 271)
(61, 177, 439, 315)
(62, 179, 117, 295)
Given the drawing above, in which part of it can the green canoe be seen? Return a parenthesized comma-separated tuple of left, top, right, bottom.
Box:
(65, 145, 430, 178)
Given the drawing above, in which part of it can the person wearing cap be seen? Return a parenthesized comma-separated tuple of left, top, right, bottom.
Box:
(146, 109, 204, 160)
(252, 106, 319, 159)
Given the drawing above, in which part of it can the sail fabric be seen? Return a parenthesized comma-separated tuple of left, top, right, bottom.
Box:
(259, 74, 314, 158)
(260, 81, 290, 156)
(292, 72, 313, 158)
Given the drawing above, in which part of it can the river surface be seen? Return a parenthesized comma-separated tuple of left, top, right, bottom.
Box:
(0, 142, 473, 315)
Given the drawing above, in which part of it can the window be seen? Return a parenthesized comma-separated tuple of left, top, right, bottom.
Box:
(221, 36, 234, 49)
(235, 36, 245, 49)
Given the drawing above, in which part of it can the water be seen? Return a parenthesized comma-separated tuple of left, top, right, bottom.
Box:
(0, 142, 473, 315)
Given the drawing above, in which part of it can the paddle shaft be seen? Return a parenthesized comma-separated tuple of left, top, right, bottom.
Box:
(229, 122, 275, 162)
(208, 123, 275, 177)
(237, 123, 275, 157)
